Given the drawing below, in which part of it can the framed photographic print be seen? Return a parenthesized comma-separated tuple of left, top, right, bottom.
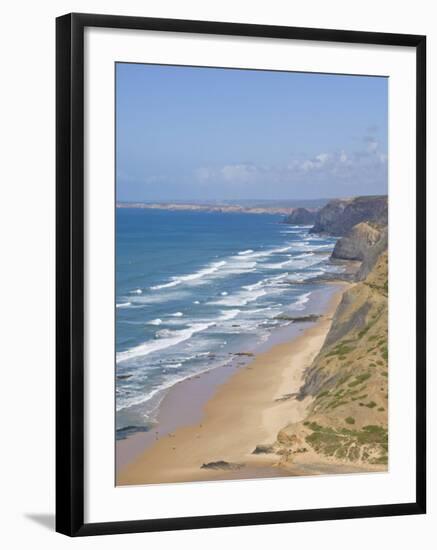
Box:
(56, 13, 426, 536)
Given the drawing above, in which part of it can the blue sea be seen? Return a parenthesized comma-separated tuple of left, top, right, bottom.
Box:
(116, 209, 342, 436)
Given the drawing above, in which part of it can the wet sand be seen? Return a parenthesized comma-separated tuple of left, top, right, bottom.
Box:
(117, 285, 349, 486)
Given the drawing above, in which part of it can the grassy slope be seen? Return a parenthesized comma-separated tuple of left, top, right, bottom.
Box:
(276, 251, 388, 466)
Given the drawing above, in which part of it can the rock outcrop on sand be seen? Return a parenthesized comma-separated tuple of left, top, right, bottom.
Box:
(201, 461, 244, 470)
(284, 207, 317, 225)
(310, 195, 387, 236)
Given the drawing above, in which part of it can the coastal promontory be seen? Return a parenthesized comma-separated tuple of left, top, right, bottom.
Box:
(310, 195, 388, 236)
(283, 207, 317, 225)
(272, 196, 389, 469)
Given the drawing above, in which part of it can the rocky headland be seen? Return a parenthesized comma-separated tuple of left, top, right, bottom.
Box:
(310, 195, 388, 236)
(283, 207, 318, 225)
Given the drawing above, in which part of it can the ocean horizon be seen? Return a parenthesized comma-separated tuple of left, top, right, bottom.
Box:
(115, 208, 342, 437)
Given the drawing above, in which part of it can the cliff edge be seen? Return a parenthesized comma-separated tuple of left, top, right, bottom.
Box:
(310, 195, 387, 236)
(275, 250, 388, 468)
(332, 222, 388, 280)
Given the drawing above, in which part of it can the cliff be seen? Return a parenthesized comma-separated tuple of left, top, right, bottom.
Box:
(332, 222, 388, 280)
(310, 195, 388, 236)
(283, 208, 317, 225)
(274, 248, 388, 468)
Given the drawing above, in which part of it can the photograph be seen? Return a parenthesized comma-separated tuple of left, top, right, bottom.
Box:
(114, 63, 389, 486)
(0, 0, 430, 544)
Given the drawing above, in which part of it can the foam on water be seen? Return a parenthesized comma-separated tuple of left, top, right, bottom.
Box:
(291, 292, 312, 310)
(129, 290, 190, 304)
(116, 210, 341, 430)
(208, 287, 267, 307)
(150, 260, 227, 290)
(150, 280, 180, 290)
(117, 322, 215, 363)
(219, 309, 241, 321)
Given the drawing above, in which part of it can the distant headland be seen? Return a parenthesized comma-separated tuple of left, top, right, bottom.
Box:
(116, 198, 326, 216)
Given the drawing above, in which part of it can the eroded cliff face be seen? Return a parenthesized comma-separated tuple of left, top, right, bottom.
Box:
(332, 222, 381, 261)
(310, 195, 388, 236)
(331, 222, 388, 281)
(275, 251, 388, 468)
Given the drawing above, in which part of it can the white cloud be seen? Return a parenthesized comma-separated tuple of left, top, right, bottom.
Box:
(316, 152, 330, 164)
(194, 141, 387, 190)
(195, 163, 263, 185)
(194, 167, 214, 183)
(301, 159, 315, 172)
(301, 152, 330, 172)
(365, 137, 379, 152)
(220, 163, 258, 183)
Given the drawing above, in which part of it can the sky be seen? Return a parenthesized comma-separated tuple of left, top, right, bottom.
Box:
(116, 63, 388, 202)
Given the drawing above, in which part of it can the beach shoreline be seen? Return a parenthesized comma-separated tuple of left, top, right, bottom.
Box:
(116, 282, 369, 486)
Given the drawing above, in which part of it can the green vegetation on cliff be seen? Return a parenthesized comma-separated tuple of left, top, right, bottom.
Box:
(276, 250, 388, 467)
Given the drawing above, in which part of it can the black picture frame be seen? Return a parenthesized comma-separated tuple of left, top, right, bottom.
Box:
(56, 12, 426, 537)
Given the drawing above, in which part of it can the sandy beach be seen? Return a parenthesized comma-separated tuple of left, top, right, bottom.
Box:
(117, 284, 359, 486)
